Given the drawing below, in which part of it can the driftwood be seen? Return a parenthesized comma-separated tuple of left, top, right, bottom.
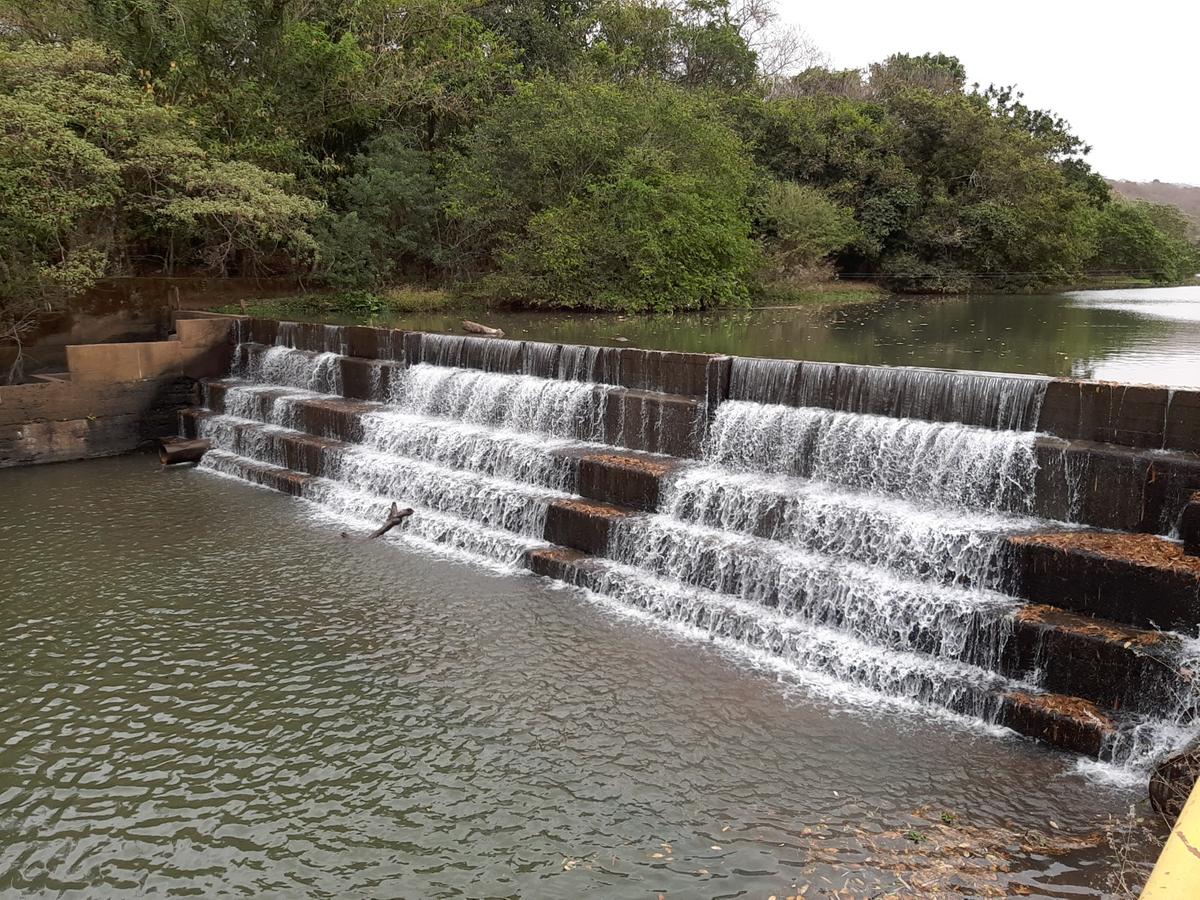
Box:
(462, 319, 505, 337)
(342, 502, 414, 540)
(158, 437, 211, 465)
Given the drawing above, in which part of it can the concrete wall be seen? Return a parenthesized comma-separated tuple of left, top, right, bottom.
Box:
(0, 316, 234, 467)
(3, 277, 302, 378)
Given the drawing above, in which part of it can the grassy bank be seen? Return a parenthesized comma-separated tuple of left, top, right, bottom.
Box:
(220, 279, 885, 325)
(752, 278, 885, 308)
(216, 286, 460, 321)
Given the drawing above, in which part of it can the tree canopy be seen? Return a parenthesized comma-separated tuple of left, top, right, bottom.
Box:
(0, 0, 1195, 328)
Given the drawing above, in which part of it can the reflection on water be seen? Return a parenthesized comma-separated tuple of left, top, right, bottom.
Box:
(0, 457, 1162, 896)
(322, 285, 1200, 387)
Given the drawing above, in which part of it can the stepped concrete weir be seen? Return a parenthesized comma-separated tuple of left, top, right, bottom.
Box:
(161, 316, 1200, 773)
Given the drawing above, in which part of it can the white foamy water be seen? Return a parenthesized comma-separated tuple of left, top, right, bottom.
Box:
(729, 357, 1047, 431)
(234, 344, 343, 395)
(706, 400, 1040, 513)
(396, 364, 607, 441)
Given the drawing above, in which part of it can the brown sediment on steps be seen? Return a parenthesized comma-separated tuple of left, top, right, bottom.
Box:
(999, 690, 1117, 757)
(553, 447, 685, 511)
(546, 497, 637, 519)
(583, 451, 679, 476)
(219, 457, 312, 496)
(1014, 603, 1169, 647)
(543, 498, 638, 556)
(1011, 531, 1200, 575)
(523, 546, 590, 580)
(1006, 531, 1200, 631)
(1006, 603, 1189, 715)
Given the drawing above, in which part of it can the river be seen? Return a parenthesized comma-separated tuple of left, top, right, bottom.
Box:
(0, 457, 1165, 897)
(305, 284, 1200, 387)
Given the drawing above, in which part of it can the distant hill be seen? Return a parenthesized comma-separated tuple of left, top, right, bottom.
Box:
(1109, 179, 1200, 235)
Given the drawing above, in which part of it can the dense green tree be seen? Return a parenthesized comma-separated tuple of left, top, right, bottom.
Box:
(448, 78, 758, 311)
(473, 0, 598, 75)
(0, 40, 322, 371)
(316, 130, 446, 288)
(880, 88, 1097, 289)
(1, 0, 517, 173)
(756, 181, 859, 275)
(1, 0, 1196, 318)
(1090, 199, 1199, 282)
(869, 52, 966, 97)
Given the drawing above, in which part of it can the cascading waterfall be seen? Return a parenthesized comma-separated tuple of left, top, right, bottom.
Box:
(706, 401, 1039, 513)
(659, 467, 1036, 589)
(394, 363, 607, 441)
(201, 327, 611, 566)
(728, 357, 1047, 431)
(235, 344, 343, 395)
(561, 558, 1010, 720)
(194, 324, 1198, 771)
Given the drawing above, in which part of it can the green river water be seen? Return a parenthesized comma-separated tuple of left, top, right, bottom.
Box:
(0, 458, 1166, 897)
(305, 285, 1200, 386)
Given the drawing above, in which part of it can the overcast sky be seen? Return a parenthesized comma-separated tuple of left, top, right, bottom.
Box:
(780, 0, 1199, 185)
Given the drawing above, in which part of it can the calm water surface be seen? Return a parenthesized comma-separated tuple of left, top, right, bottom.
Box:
(0, 458, 1164, 897)
(323, 285, 1200, 387)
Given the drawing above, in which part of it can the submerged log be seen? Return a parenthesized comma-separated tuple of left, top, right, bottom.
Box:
(158, 437, 211, 465)
(343, 502, 414, 540)
(370, 502, 415, 538)
(462, 320, 505, 337)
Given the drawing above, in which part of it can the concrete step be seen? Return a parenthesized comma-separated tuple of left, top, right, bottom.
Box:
(1002, 603, 1192, 716)
(1037, 379, 1200, 454)
(1008, 531, 1200, 633)
(549, 447, 686, 511)
(1033, 436, 1200, 533)
(200, 448, 312, 495)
